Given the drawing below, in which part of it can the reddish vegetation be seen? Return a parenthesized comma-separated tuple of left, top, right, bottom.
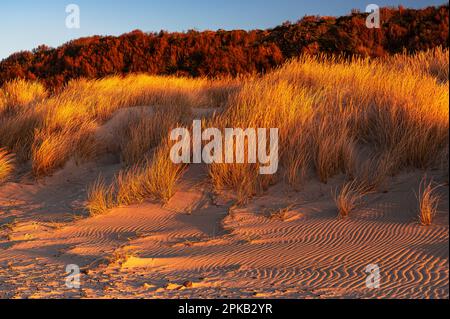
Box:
(0, 4, 448, 89)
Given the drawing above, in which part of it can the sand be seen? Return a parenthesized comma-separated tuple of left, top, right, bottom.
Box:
(0, 110, 448, 299)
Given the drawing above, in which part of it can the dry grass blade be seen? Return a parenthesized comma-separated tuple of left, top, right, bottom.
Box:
(0, 148, 15, 183)
(0, 79, 47, 115)
(416, 177, 441, 226)
(86, 176, 115, 216)
(333, 180, 371, 219)
(120, 106, 188, 166)
(141, 140, 187, 203)
(85, 139, 187, 215)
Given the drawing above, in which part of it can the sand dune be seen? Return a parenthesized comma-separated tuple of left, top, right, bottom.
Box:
(0, 156, 447, 298)
(0, 52, 448, 299)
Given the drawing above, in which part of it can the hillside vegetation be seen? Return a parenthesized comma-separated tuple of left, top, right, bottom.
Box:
(0, 4, 448, 89)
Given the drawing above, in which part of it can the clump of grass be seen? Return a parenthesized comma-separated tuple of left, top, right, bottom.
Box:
(86, 140, 186, 216)
(333, 180, 370, 218)
(0, 109, 44, 162)
(0, 79, 47, 114)
(416, 177, 441, 226)
(312, 118, 357, 183)
(387, 47, 449, 83)
(282, 121, 313, 189)
(32, 129, 71, 177)
(140, 140, 187, 203)
(0, 81, 46, 162)
(120, 106, 190, 166)
(115, 165, 150, 206)
(0, 148, 15, 183)
(209, 162, 264, 205)
(86, 176, 115, 216)
(32, 121, 99, 177)
(206, 51, 448, 204)
(353, 150, 396, 192)
(117, 140, 187, 205)
(208, 81, 312, 200)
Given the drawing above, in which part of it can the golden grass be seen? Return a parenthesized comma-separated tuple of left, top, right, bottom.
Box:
(32, 120, 99, 176)
(207, 81, 313, 200)
(208, 49, 448, 201)
(0, 74, 236, 176)
(31, 75, 223, 175)
(0, 79, 47, 115)
(139, 141, 187, 203)
(333, 180, 371, 218)
(0, 109, 43, 161)
(42, 74, 235, 130)
(0, 48, 448, 210)
(209, 162, 264, 205)
(86, 176, 115, 216)
(312, 118, 357, 183)
(386, 47, 449, 83)
(0, 79, 47, 162)
(352, 151, 394, 192)
(0, 148, 15, 183)
(416, 177, 441, 226)
(119, 105, 190, 166)
(86, 140, 186, 216)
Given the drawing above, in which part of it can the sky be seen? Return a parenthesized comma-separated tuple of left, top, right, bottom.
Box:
(0, 0, 447, 60)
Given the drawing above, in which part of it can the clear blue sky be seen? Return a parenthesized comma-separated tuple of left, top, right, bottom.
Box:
(0, 0, 446, 60)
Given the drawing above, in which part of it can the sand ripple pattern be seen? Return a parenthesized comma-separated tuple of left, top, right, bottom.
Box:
(0, 170, 448, 298)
